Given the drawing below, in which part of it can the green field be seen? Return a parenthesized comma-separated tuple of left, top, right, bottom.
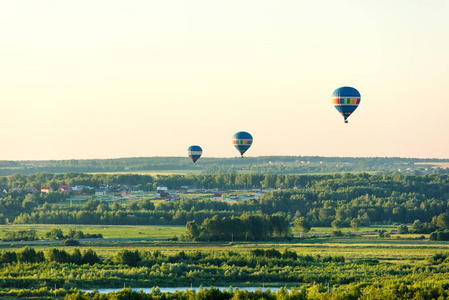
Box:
(0, 224, 185, 240)
(0, 224, 433, 242)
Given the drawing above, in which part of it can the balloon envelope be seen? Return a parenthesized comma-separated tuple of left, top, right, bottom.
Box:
(332, 86, 361, 123)
(187, 145, 202, 164)
(232, 131, 253, 157)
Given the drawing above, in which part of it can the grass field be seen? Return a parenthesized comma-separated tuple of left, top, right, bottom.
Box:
(1, 224, 430, 241)
(1, 224, 446, 262)
(415, 162, 449, 168)
(0, 224, 185, 240)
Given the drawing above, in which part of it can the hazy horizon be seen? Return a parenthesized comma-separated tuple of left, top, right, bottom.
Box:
(1, 1, 448, 160)
(5, 154, 449, 162)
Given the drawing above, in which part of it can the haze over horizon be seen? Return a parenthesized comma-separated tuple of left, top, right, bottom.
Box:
(1, 1, 448, 160)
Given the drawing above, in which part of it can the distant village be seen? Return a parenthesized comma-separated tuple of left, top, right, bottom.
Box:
(2, 183, 308, 203)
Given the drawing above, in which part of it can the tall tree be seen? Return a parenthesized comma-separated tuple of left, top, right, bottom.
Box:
(294, 217, 311, 237)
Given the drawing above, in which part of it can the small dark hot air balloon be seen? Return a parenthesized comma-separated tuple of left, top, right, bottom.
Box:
(187, 145, 202, 165)
(332, 86, 361, 123)
(232, 131, 253, 158)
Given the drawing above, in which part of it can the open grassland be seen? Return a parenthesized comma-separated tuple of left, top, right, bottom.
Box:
(0, 224, 185, 240)
(1, 225, 402, 240)
(415, 162, 449, 168)
(0, 224, 431, 242)
(1, 224, 447, 255)
(2, 234, 448, 262)
(2, 224, 447, 264)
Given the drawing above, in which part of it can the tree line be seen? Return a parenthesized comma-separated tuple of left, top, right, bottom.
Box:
(2, 156, 449, 175)
(185, 214, 290, 241)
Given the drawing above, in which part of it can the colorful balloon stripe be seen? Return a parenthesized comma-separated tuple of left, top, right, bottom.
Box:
(332, 97, 360, 105)
(233, 139, 252, 145)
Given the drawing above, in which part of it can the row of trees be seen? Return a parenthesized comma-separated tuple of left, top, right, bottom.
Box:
(3, 171, 449, 192)
(0, 247, 100, 265)
(186, 214, 290, 241)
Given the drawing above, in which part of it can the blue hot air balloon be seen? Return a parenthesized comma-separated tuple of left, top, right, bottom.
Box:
(187, 145, 202, 165)
(332, 87, 361, 123)
(232, 131, 253, 158)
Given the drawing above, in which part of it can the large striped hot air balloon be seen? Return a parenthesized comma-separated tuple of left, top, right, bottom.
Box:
(332, 87, 361, 123)
(187, 145, 202, 165)
(232, 131, 253, 158)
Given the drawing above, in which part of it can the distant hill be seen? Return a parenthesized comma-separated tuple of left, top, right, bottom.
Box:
(1, 156, 449, 176)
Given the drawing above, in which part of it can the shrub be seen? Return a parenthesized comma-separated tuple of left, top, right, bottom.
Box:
(62, 239, 80, 246)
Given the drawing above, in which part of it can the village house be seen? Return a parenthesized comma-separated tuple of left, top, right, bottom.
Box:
(26, 187, 39, 193)
(157, 186, 168, 194)
(95, 189, 106, 196)
(213, 193, 223, 201)
(171, 194, 180, 201)
(159, 191, 170, 199)
(57, 185, 72, 192)
(41, 187, 53, 194)
(120, 188, 131, 197)
(178, 186, 188, 194)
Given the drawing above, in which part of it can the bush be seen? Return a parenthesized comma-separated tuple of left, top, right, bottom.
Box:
(62, 239, 80, 246)
(332, 230, 343, 237)
(429, 230, 449, 241)
(397, 224, 409, 234)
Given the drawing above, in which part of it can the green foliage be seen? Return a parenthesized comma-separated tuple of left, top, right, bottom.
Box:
(294, 217, 311, 237)
(435, 213, 449, 229)
(429, 230, 449, 241)
(17, 246, 45, 263)
(190, 214, 290, 241)
(2, 173, 449, 229)
(331, 230, 343, 237)
(427, 252, 449, 264)
(350, 218, 361, 232)
(186, 220, 200, 241)
(2, 229, 37, 241)
(45, 228, 64, 240)
(62, 239, 81, 246)
(114, 249, 141, 267)
(0, 245, 448, 299)
(397, 224, 408, 234)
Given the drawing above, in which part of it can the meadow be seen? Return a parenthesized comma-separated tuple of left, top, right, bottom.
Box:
(2, 225, 449, 299)
(0, 224, 185, 240)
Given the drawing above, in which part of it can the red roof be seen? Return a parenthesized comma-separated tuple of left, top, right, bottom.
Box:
(58, 185, 72, 191)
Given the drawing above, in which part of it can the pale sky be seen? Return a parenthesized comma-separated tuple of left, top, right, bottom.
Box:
(1, 1, 448, 160)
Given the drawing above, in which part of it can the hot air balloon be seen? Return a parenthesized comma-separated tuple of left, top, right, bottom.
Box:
(187, 145, 202, 165)
(232, 131, 253, 158)
(331, 86, 361, 123)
